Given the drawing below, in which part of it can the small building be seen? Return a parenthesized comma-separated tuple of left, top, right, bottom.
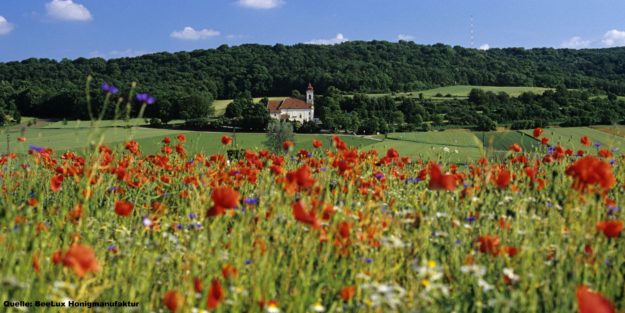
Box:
(267, 83, 315, 123)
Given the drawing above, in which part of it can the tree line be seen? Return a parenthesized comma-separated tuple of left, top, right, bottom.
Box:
(2, 41, 625, 122)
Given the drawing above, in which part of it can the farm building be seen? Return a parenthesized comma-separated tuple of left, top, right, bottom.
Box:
(267, 83, 315, 123)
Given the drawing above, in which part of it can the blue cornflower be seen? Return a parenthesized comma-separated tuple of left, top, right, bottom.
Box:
(28, 145, 44, 153)
(245, 259, 252, 265)
(594, 143, 602, 148)
(609, 160, 616, 165)
(244, 197, 259, 205)
(363, 257, 373, 264)
(406, 177, 421, 184)
(136, 93, 156, 105)
(611, 147, 620, 153)
(547, 146, 555, 155)
(188, 213, 198, 219)
(101, 82, 119, 94)
(319, 167, 328, 171)
(464, 216, 477, 222)
(107, 244, 116, 251)
(374, 172, 385, 180)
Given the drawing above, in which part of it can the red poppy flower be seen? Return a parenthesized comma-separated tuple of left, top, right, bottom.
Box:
(340, 285, 356, 301)
(115, 200, 134, 217)
(598, 149, 613, 158)
(207, 187, 241, 217)
(193, 277, 203, 293)
(32, 254, 40, 273)
(162, 136, 171, 144)
(509, 144, 522, 153)
(176, 134, 186, 142)
(222, 263, 238, 279)
(221, 136, 233, 145)
(566, 156, 615, 193)
(428, 163, 457, 191)
(58, 244, 100, 278)
(312, 139, 323, 148)
(596, 220, 623, 238)
(207, 279, 224, 310)
(50, 175, 64, 192)
(503, 246, 519, 257)
(282, 140, 294, 150)
(576, 285, 615, 313)
(286, 165, 315, 189)
(17, 137, 26, 142)
(533, 128, 543, 138)
(580, 136, 591, 147)
(163, 290, 184, 312)
(541, 137, 549, 145)
(495, 168, 511, 189)
(476, 235, 500, 255)
(292, 200, 321, 229)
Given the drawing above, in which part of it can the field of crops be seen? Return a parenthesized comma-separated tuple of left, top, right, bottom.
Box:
(0, 127, 623, 312)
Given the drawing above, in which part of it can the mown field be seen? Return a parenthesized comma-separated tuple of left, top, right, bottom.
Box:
(366, 85, 552, 100)
(5, 123, 625, 163)
(521, 127, 625, 152)
(0, 124, 623, 312)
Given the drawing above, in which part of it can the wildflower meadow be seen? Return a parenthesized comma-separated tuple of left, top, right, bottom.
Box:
(0, 84, 622, 313)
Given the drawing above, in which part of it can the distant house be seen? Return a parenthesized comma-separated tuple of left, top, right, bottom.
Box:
(267, 83, 315, 123)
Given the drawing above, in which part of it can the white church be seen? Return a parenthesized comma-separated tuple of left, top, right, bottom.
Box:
(267, 83, 315, 123)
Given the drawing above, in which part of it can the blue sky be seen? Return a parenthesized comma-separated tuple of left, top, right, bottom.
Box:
(1, 0, 625, 62)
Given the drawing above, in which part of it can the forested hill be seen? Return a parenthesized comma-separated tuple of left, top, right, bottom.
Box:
(2, 41, 625, 101)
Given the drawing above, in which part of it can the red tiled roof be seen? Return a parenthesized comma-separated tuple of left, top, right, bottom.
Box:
(267, 100, 282, 113)
(266, 97, 312, 113)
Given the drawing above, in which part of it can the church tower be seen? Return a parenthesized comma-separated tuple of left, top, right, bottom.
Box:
(306, 83, 314, 105)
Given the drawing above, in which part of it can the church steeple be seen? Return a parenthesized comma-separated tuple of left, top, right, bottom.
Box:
(306, 83, 314, 105)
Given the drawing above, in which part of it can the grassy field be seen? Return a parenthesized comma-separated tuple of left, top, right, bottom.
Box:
(522, 127, 625, 151)
(476, 131, 540, 152)
(42, 118, 185, 129)
(0, 126, 377, 156)
(366, 85, 552, 100)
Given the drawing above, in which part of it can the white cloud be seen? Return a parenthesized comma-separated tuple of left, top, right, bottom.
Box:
(46, 0, 92, 21)
(397, 34, 414, 41)
(561, 36, 590, 49)
(171, 27, 220, 40)
(306, 33, 348, 45)
(237, 0, 284, 9)
(0, 16, 14, 35)
(601, 29, 625, 47)
(478, 43, 490, 50)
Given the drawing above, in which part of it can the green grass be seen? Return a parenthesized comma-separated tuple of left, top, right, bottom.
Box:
(366, 85, 552, 100)
(0, 127, 183, 154)
(373, 130, 484, 162)
(42, 118, 185, 129)
(521, 127, 625, 151)
(0, 127, 377, 155)
(476, 131, 540, 152)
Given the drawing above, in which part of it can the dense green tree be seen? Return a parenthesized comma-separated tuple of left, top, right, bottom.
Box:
(179, 93, 215, 121)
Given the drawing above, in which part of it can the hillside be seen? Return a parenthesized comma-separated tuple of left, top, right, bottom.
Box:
(2, 42, 625, 102)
